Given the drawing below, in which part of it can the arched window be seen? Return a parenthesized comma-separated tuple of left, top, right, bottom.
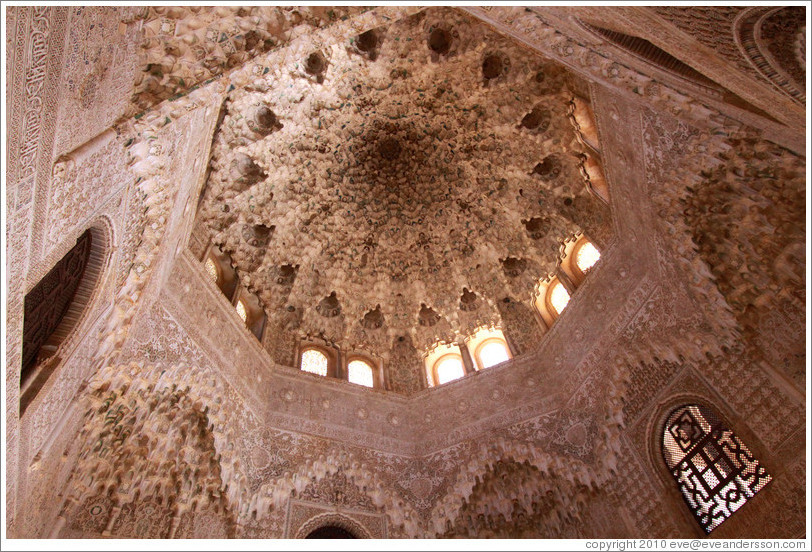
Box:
(548, 280, 570, 315)
(662, 405, 772, 533)
(434, 354, 465, 385)
(203, 245, 238, 301)
(466, 326, 512, 371)
(205, 256, 219, 283)
(424, 342, 466, 387)
(533, 274, 569, 330)
(575, 240, 601, 275)
(233, 288, 265, 341)
(347, 359, 374, 388)
(558, 233, 600, 287)
(300, 348, 329, 377)
(235, 299, 248, 323)
(21, 225, 110, 415)
(477, 340, 510, 369)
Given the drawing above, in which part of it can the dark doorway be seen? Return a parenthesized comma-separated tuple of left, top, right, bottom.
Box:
(305, 525, 357, 539)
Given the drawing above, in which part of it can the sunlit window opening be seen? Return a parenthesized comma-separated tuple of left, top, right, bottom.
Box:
(479, 340, 510, 368)
(348, 360, 374, 387)
(436, 355, 465, 385)
(235, 299, 248, 323)
(663, 405, 771, 533)
(301, 349, 328, 376)
(205, 257, 219, 283)
(576, 241, 600, 273)
(549, 281, 571, 314)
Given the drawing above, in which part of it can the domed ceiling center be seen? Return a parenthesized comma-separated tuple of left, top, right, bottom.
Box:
(196, 8, 608, 358)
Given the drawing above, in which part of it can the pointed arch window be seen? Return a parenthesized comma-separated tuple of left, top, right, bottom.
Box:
(662, 405, 772, 533)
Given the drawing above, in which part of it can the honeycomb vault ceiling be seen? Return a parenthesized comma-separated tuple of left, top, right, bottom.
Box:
(195, 8, 611, 359)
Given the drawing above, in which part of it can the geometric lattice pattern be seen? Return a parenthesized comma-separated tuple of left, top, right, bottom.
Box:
(301, 349, 328, 377)
(662, 405, 772, 533)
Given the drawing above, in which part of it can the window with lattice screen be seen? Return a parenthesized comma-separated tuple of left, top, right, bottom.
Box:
(301, 349, 328, 377)
(663, 405, 771, 533)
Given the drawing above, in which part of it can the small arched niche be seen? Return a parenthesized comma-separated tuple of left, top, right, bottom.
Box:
(21, 222, 111, 415)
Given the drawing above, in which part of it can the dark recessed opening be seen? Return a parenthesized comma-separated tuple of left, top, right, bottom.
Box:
(306, 52, 327, 75)
(22, 230, 92, 380)
(231, 154, 266, 187)
(357, 29, 378, 52)
(523, 216, 551, 239)
(306, 525, 356, 539)
(483, 55, 504, 79)
(242, 223, 274, 247)
(379, 138, 402, 160)
(428, 28, 451, 54)
(255, 106, 277, 129)
(21, 229, 97, 415)
(521, 107, 551, 131)
(533, 156, 560, 180)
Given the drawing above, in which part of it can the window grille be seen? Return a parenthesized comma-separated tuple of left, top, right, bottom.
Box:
(301, 349, 328, 377)
(663, 405, 771, 533)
